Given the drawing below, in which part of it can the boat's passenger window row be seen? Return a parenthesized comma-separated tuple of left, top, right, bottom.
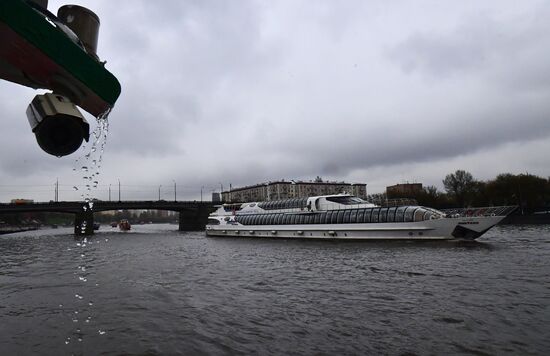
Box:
(257, 198, 308, 211)
(235, 206, 435, 225)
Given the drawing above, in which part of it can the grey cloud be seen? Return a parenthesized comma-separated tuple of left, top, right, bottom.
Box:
(2, 0, 550, 201)
(387, 4, 550, 81)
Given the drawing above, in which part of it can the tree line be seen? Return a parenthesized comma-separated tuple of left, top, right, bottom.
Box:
(384, 170, 550, 212)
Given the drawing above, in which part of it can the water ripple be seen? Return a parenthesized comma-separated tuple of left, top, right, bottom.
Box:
(0, 224, 549, 354)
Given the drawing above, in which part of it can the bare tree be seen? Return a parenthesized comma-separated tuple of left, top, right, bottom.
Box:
(443, 170, 475, 207)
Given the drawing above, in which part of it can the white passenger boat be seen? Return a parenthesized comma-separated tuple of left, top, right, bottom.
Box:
(205, 194, 515, 240)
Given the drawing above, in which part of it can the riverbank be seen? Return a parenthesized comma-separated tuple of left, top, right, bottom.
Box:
(500, 212, 550, 225)
(0, 226, 39, 235)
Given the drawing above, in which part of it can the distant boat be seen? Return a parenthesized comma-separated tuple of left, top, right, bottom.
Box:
(93, 223, 100, 231)
(118, 219, 131, 231)
(110, 221, 118, 228)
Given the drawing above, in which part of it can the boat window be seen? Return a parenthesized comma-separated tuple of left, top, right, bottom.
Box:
(379, 208, 388, 223)
(356, 209, 365, 223)
(273, 213, 279, 225)
(207, 218, 220, 225)
(422, 211, 433, 221)
(413, 208, 425, 222)
(324, 211, 332, 224)
(313, 213, 320, 224)
(395, 207, 407, 222)
(365, 208, 373, 223)
(387, 207, 397, 222)
(286, 214, 293, 224)
(239, 216, 246, 225)
(349, 209, 358, 223)
(371, 208, 380, 223)
(404, 207, 417, 222)
(343, 210, 351, 223)
(287, 214, 294, 225)
(330, 211, 338, 224)
(336, 210, 344, 223)
(325, 196, 367, 205)
(296, 214, 303, 224)
(265, 214, 272, 225)
(315, 212, 323, 224)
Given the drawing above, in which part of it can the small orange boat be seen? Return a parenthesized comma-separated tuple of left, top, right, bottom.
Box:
(118, 219, 131, 231)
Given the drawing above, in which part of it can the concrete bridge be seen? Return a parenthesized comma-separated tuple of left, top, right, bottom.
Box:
(0, 201, 216, 235)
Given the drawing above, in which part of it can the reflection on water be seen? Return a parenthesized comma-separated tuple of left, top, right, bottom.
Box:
(1, 224, 549, 354)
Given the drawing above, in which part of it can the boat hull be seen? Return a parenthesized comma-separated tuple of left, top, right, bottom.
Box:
(205, 216, 504, 240)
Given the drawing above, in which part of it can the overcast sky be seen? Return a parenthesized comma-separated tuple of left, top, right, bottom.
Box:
(1, 0, 550, 202)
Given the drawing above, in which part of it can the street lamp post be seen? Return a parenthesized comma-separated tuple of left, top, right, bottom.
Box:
(200, 186, 204, 203)
(173, 180, 176, 202)
(158, 185, 162, 201)
(109, 184, 111, 202)
(118, 179, 121, 202)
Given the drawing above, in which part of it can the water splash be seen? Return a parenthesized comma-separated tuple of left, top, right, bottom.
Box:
(65, 109, 112, 349)
(72, 108, 111, 202)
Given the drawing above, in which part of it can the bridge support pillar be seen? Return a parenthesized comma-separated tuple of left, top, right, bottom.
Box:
(74, 210, 94, 236)
(179, 207, 209, 231)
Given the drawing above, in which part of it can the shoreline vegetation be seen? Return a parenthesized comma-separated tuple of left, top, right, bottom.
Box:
(370, 170, 550, 214)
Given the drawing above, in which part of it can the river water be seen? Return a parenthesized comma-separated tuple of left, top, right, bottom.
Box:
(1, 224, 549, 355)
